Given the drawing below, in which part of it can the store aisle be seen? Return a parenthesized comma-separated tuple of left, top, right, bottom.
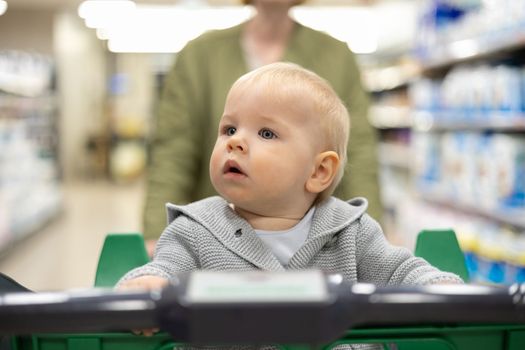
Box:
(0, 179, 145, 291)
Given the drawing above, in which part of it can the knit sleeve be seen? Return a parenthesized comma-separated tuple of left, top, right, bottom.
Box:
(117, 216, 200, 284)
(355, 215, 463, 286)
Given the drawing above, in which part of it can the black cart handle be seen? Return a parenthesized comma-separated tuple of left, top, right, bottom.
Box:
(0, 270, 524, 345)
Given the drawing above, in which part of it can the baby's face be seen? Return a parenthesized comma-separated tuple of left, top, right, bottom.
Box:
(209, 81, 322, 215)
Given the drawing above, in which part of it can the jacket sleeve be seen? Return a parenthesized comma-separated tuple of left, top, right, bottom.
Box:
(118, 216, 200, 283)
(143, 43, 208, 239)
(355, 215, 463, 286)
(333, 51, 383, 222)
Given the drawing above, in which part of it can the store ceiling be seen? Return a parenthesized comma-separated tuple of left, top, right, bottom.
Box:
(10, 0, 386, 11)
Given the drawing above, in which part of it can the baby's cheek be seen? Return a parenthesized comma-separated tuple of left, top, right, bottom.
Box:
(209, 154, 221, 181)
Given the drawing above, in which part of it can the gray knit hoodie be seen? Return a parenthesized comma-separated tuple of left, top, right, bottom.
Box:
(120, 196, 461, 285)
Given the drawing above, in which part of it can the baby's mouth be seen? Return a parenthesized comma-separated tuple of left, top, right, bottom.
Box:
(224, 160, 245, 176)
(228, 167, 242, 174)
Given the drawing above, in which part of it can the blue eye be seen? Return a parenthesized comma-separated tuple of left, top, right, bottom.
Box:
(259, 128, 276, 139)
(224, 126, 236, 136)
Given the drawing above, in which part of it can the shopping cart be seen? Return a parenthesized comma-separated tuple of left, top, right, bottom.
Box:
(1, 231, 524, 350)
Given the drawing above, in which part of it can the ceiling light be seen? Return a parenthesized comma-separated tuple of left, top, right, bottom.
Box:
(78, 0, 136, 21)
(291, 7, 378, 54)
(99, 6, 252, 53)
(0, 0, 8, 16)
(77, 2, 415, 55)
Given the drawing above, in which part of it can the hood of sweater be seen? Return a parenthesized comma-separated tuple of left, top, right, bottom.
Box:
(165, 196, 369, 270)
(166, 196, 368, 234)
(166, 196, 367, 243)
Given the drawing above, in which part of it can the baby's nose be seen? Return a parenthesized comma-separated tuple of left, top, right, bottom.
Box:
(227, 136, 246, 152)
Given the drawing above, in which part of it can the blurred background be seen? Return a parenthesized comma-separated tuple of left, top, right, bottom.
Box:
(0, 0, 524, 290)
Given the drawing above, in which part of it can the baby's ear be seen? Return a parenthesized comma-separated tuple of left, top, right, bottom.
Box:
(305, 151, 340, 194)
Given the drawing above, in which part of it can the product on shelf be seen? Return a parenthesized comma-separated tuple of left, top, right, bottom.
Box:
(413, 131, 525, 212)
(410, 64, 525, 125)
(0, 51, 53, 97)
(415, 0, 525, 64)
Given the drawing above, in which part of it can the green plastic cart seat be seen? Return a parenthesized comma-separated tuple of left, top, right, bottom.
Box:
(94, 233, 150, 287)
(415, 229, 470, 282)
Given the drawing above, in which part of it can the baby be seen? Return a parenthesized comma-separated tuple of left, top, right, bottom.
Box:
(118, 62, 462, 326)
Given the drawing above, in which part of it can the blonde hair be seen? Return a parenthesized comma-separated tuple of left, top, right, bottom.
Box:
(232, 62, 350, 202)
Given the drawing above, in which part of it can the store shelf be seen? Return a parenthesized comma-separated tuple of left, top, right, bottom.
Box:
(364, 62, 420, 94)
(393, 6, 525, 282)
(367, 79, 412, 94)
(0, 51, 61, 254)
(370, 105, 412, 129)
(418, 191, 525, 229)
(412, 111, 525, 132)
(420, 30, 525, 74)
(378, 142, 411, 169)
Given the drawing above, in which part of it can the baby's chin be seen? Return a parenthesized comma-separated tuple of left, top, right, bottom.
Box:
(220, 196, 266, 216)
(229, 201, 286, 219)
(218, 190, 307, 215)
(214, 186, 297, 217)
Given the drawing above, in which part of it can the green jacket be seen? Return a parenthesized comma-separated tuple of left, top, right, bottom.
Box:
(144, 21, 381, 239)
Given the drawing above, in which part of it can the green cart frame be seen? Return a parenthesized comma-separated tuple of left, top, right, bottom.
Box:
(10, 231, 525, 350)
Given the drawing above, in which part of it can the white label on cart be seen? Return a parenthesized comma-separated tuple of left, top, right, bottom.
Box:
(186, 270, 328, 303)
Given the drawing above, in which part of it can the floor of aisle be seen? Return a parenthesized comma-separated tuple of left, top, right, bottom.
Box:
(0, 179, 145, 291)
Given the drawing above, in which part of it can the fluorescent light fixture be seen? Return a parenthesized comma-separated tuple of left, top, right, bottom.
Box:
(78, 0, 135, 20)
(77, 1, 380, 54)
(291, 7, 378, 54)
(97, 5, 252, 53)
(0, 0, 8, 16)
(80, 0, 136, 29)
